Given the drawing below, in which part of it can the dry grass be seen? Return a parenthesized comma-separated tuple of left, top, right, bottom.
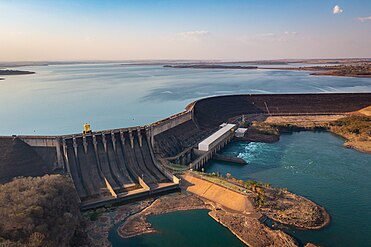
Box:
(358, 106, 371, 116)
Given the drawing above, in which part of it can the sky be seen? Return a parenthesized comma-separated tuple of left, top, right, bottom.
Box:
(0, 0, 371, 61)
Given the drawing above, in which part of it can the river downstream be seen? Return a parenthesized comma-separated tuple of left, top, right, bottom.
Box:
(206, 131, 371, 246)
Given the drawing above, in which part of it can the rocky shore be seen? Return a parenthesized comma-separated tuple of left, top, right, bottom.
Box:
(259, 186, 330, 229)
(118, 193, 208, 238)
(85, 188, 327, 246)
(84, 199, 156, 246)
(209, 210, 298, 247)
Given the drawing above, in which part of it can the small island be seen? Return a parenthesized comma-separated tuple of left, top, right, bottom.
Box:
(0, 69, 35, 76)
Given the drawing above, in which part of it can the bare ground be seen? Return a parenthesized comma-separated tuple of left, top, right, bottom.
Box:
(259, 187, 330, 229)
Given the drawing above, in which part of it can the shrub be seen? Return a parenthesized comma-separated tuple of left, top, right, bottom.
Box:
(0, 175, 87, 247)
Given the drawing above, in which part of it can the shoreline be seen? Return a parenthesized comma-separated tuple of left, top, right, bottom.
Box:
(115, 192, 300, 247)
(85, 173, 331, 247)
(328, 131, 371, 155)
(163, 62, 371, 78)
(207, 211, 251, 246)
(259, 66, 371, 78)
(117, 193, 209, 239)
(164, 64, 258, 69)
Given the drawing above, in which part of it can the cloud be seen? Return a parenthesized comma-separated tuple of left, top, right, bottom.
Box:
(333, 5, 343, 14)
(249, 32, 299, 42)
(284, 31, 298, 36)
(357, 16, 371, 22)
(178, 31, 210, 41)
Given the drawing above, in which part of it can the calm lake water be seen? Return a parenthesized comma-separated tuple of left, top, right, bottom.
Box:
(206, 131, 371, 247)
(108, 209, 245, 247)
(0, 63, 370, 135)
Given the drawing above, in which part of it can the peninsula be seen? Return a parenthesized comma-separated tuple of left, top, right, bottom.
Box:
(263, 63, 371, 78)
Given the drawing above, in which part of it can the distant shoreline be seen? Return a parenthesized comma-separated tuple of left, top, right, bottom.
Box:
(259, 66, 371, 78)
(164, 64, 258, 69)
(163, 62, 371, 78)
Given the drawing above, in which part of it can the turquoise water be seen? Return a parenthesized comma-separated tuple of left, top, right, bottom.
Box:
(206, 131, 371, 247)
(108, 209, 245, 247)
(1, 63, 370, 135)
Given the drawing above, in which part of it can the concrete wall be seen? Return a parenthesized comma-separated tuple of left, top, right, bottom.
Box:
(19, 136, 58, 147)
(191, 93, 371, 128)
(151, 111, 192, 136)
(18, 136, 65, 171)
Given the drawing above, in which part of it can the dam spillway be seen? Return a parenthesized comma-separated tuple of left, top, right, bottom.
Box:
(62, 128, 174, 203)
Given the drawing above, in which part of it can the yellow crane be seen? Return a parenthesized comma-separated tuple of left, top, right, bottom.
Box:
(83, 123, 92, 135)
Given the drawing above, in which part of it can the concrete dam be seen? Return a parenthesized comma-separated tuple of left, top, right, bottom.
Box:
(0, 93, 370, 208)
(154, 93, 371, 167)
(62, 128, 172, 199)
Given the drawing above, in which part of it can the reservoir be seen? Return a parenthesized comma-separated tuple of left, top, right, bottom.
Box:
(0, 63, 370, 135)
(206, 131, 371, 247)
(108, 209, 245, 247)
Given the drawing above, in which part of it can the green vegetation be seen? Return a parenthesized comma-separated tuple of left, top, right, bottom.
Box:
(331, 115, 371, 136)
(0, 175, 88, 247)
(84, 207, 114, 222)
(251, 121, 279, 135)
(330, 115, 371, 153)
